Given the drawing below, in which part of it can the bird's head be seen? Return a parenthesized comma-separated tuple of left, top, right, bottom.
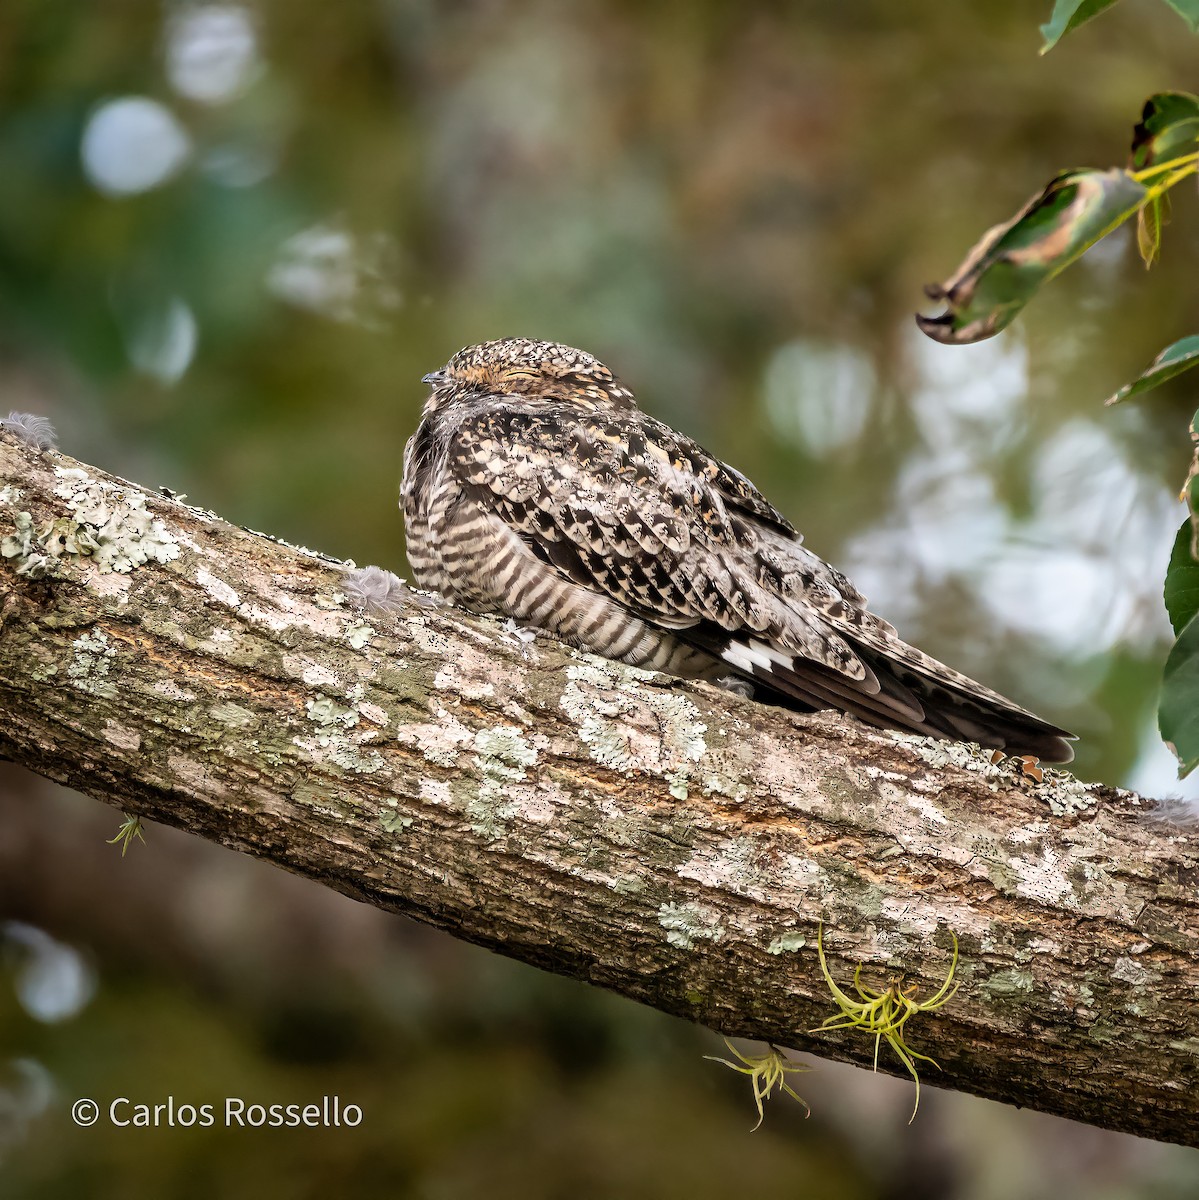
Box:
(421, 338, 636, 410)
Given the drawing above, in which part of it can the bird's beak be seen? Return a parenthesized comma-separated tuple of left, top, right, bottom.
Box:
(421, 371, 448, 387)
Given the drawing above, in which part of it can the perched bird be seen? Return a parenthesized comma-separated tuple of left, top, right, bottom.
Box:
(402, 338, 1074, 762)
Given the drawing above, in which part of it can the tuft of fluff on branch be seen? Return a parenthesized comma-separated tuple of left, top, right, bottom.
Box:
(1, 412, 57, 452)
(341, 564, 414, 616)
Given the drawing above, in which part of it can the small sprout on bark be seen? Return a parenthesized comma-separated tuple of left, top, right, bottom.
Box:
(704, 1039, 810, 1129)
(811, 923, 959, 1123)
(107, 813, 146, 856)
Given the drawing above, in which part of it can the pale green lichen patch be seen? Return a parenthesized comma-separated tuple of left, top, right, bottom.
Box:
(67, 630, 118, 698)
(891, 731, 1102, 816)
(293, 727, 384, 774)
(4, 470, 182, 576)
(378, 797, 413, 834)
(767, 931, 807, 955)
(294, 693, 386, 774)
(979, 968, 1034, 1000)
(467, 725, 538, 838)
(561, 661, 651, 747)
(2, 512, 53, 577)
(565, 696, 637, 771)
(380, 809, 413, 834)
(328, 741, 383, 773)
(346, 622, 373, 650)
(473, 726, 538, 773)
(700, 763, 749, 802)
(463, 787, 513, 839)
(892, 734, 1006, 783)
(306, 695, 360, 728)
(658, 900, 725, 949)
(48, 467, 180, 573)
(1036, 774, 1101, 818)
(29, 654, 59, 683)
(560, 660, 708, 797)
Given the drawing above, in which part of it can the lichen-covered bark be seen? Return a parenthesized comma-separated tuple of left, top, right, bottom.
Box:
(1, 431, 1197, 1145)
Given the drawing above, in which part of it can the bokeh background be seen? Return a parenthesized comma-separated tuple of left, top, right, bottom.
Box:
(3, 0, 1199, 1195)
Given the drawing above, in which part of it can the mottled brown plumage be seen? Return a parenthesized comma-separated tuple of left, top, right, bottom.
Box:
(402, 338, 1075, 762)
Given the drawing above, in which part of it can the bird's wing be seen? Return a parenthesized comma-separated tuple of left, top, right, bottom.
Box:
(449, 398, 1074, 761)
(449, 400, 869, 672)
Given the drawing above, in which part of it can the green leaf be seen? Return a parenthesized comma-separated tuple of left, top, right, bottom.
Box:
(1135, 195, 1163, 266)
(1160, 611, 1199, 777)
(917, 169, 1147, 346)
(1039, 0, 1120, 52)
(1161, 0, 1199, 32)
(1105, 335, 1199, 404)
(1185, 409, 1199, 552)
(1163, 424, 1199, 779)
(1164, 521, 1199, 636)
(1131, 91, 1199, 171)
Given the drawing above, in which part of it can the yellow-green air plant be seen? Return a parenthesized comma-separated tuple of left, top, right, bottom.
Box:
(811, 923, 959, 1123)
(704, 1040, 811, 1129)
(107, 812, 146, 856)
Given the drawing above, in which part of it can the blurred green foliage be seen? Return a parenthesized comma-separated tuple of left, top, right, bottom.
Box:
(915, 79, 1199, 773)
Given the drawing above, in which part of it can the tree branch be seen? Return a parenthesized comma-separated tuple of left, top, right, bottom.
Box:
(1, 430, 1197, 1145)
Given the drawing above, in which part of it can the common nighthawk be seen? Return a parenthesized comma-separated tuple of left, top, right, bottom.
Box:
(402, 338, 1074, 762)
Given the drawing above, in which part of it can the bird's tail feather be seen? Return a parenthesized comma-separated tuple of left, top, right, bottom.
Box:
(710, 634, 1075, 764)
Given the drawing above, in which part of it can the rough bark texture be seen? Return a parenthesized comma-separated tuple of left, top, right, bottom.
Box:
(1, 431, 1197, 1145)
